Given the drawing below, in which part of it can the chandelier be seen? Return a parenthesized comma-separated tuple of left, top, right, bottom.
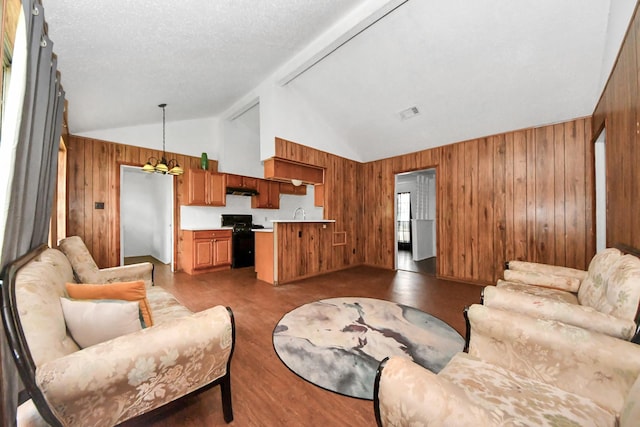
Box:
(142, 103, 184, 175)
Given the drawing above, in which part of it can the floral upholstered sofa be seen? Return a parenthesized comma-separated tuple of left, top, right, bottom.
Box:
(2, 245, 235, 427)
(58, 236, 155, 288)
(483, 247, 640, 341)
(374, 304, 640, 426)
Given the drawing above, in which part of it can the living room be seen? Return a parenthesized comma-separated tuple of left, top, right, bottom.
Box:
(2, 1, 640, 426)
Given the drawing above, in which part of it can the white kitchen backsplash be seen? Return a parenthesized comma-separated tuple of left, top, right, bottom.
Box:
(180, 185, 323, 229)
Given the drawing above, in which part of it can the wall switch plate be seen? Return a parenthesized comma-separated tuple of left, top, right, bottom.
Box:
(95, 202, 105, 209)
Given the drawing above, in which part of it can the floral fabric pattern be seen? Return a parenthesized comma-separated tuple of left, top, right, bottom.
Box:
(147, 287, 193, 324)
(507, 260, 587, 281)
(16, 249, 80, 366)
(503, 269, 581, 292)
(376, 305, 640, 427)
(14, 247, 233, 426)
(467, 305, 640, 412)
(495, 279, 578, 303)
(37, 306, 233, 427)
(490, 248, 640, 340)
(485, 282, 637, 339)
(441, 353, 616, 427)
(582, 253, 640, 320)
(59, 236, 154, 288)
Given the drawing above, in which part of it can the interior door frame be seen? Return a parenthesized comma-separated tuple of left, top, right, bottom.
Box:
(594, 124, 607, 252)
(393, 166, 438, 273)
(117, 162, 178, 270)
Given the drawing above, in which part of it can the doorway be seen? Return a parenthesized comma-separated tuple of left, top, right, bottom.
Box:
(120, 166, 174, 268)
(395, 168, 437, 275)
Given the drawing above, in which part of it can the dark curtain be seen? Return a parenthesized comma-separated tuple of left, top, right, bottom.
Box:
(1, 0, 65, 424)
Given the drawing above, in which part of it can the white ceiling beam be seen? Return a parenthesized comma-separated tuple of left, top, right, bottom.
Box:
(275, 0, 408, 86)
(221, 0, 407, 122)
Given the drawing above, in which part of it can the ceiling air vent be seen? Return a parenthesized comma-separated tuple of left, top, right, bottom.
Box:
(398, 106, 420, 121)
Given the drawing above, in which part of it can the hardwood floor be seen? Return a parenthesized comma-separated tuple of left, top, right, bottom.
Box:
(123, 255, 165, 265)
(396, 249, 436, 275)
(121, 264, 483, 427)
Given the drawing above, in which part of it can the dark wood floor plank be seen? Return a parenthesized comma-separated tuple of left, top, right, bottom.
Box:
(121, 264, 483, 427)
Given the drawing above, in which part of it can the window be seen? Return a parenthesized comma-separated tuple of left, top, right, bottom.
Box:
(397, 192, 411, 247)
(1, 0, 20, 127)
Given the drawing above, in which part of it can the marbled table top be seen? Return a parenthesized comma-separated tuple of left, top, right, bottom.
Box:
(273, 297, 464, 400)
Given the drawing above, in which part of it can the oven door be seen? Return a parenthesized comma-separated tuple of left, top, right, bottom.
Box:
(232, 231, 255, 268)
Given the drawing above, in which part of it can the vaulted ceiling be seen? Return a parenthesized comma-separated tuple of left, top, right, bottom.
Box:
(45, 0, 637, 162)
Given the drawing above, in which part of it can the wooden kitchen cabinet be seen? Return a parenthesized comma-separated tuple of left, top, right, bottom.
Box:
(181, 229, 232, 274)
(263, 157, 324, 184)
(314, 184, 324, 207)
(226, 174, 258, 190)
(252, 179, 280, 209)
(185, 169, 226, 206)
(279, 182, 307, 195)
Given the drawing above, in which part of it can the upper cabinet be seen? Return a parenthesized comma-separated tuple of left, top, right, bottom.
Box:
(279, 182, 307, 195)
(185, 169, 226, 206)
(314, 184, 324, 207)
(226, 174, 258, 190)
(252, 180, 280, 209)
(263, 157, 324, 185)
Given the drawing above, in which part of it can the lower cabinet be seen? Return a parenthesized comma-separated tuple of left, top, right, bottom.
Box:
(181, 229, 232, 274)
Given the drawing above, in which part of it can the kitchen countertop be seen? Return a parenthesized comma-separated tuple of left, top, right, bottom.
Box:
(253, 228, 273, 233)
(270, 220, 336, 223)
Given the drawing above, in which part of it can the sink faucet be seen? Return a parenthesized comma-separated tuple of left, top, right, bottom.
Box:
(293, 207, 306, 220)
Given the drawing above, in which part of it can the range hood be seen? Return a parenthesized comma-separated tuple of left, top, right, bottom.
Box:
(226, 186, 259, 196)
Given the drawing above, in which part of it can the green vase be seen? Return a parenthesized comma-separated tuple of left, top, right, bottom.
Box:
(200, 152, 208, 170)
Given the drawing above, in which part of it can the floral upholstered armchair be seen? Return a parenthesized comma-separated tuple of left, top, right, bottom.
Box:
(58, 236, 154, 288)
(483, 247, 640, 341)
(374, 304, 640, 427)
(2, 244, 235, 426)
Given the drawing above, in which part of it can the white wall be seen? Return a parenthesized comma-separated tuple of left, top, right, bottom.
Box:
(121, 168, 172, 263)
(76, 116, 222, 160)
(218, 102, 263, 177)
(180, 186, 323, 229)
(258, 83, 360, 161)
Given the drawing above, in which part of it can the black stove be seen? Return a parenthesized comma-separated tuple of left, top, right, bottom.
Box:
(221, 215, 255, 268)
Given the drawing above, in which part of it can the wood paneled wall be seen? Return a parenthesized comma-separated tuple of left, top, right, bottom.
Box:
(275, 138, 365, 269)
(69, 121, 594, 285)
(275, 222, 336, 283)
(592, 3, 640, 251)
(361, 118, 595, 285)
(276, 121, 594, 286)
(66, 135, 217, 268)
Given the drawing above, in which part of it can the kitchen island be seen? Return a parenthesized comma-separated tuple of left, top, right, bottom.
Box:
(254, 220, 337, 285)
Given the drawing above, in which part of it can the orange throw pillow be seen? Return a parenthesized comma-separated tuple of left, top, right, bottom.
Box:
(66, 280, 153, 326)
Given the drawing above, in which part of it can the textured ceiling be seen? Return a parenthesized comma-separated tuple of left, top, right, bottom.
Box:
(43, 0, 636, 162)
(44, 0, 368, 132)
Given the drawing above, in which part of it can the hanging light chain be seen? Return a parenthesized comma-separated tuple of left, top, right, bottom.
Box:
(160, 103, 167, 155)
(141, 103, 183, 175)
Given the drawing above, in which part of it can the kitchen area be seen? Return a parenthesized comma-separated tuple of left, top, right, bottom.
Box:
(175, 102, 350, 284)
(179, 157, 338, 284)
